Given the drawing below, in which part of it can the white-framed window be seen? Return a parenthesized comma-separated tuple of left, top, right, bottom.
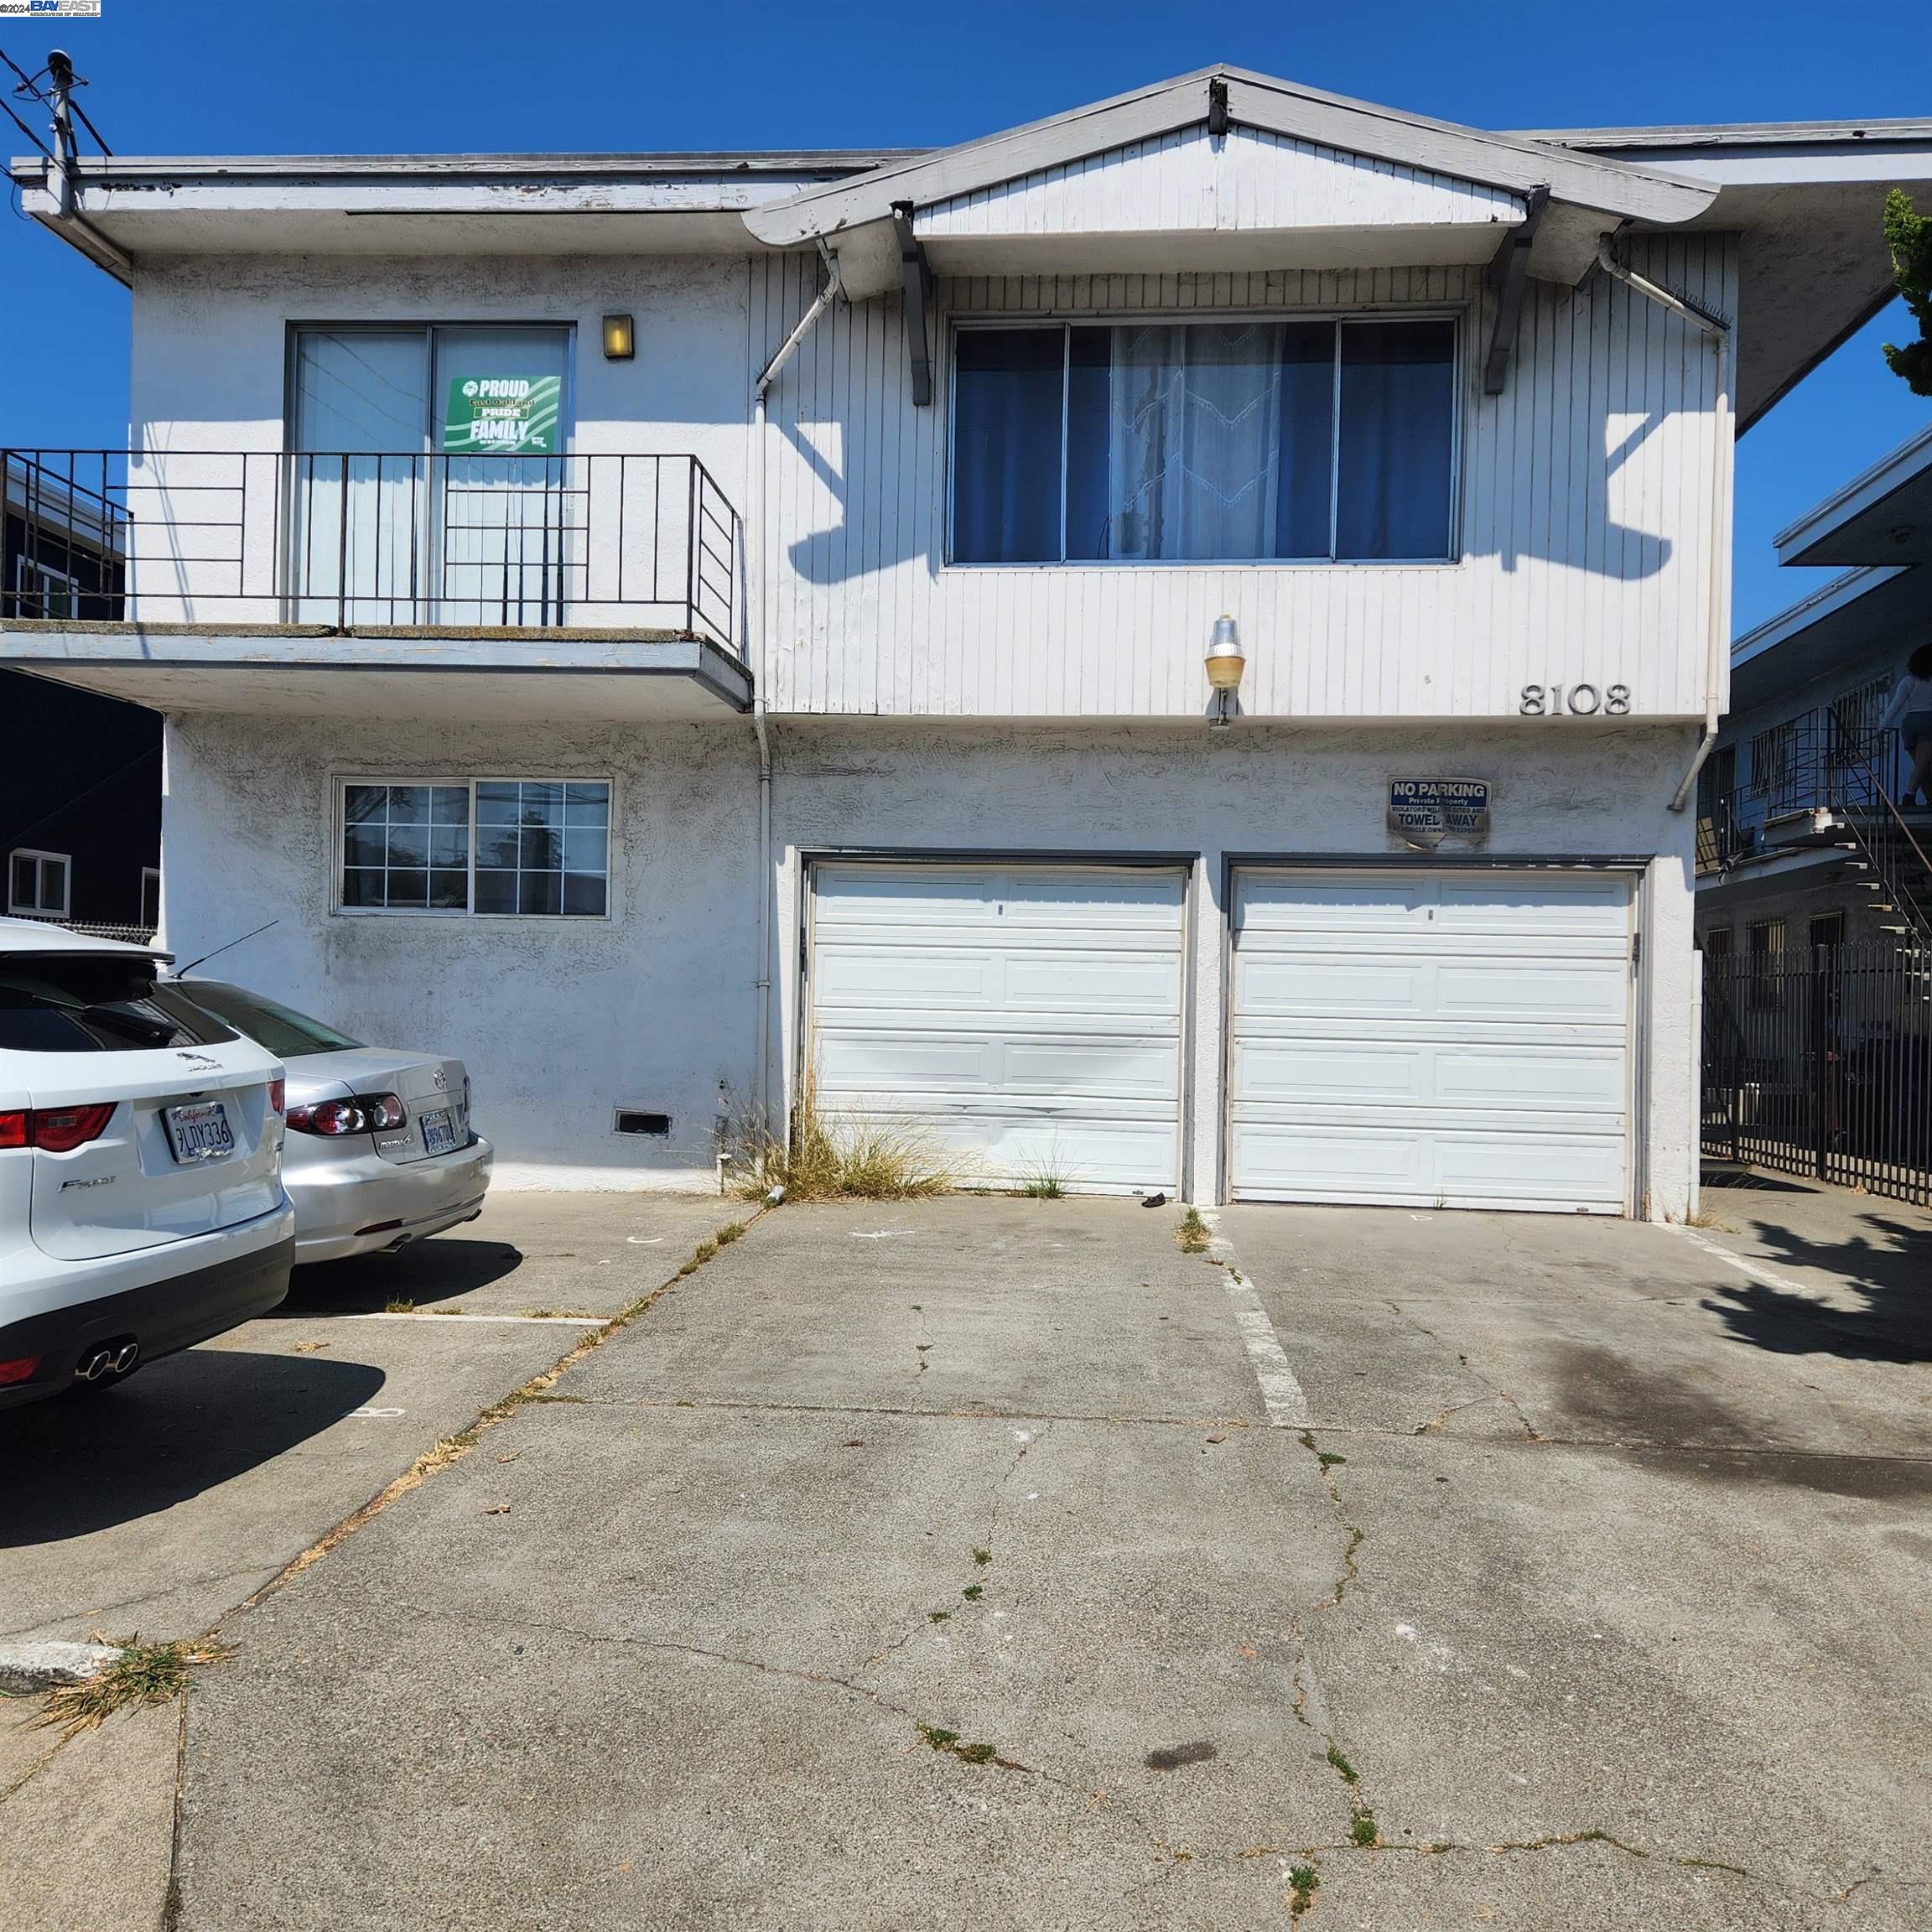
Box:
(948, 313, 1461, 565)
(140, 866, 162, 932)
(13, 558, 78, 620)
(337, 778, 610, 918)
(8, 848, 70, 917)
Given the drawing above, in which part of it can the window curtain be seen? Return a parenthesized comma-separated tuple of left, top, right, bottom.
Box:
(1335, 321, 1454, 560)
(1104, 323, 1285, 561)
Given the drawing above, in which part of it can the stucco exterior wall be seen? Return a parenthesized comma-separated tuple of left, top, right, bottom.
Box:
(163, 714, 761, 1189)
(161, 713, 1701, 1217)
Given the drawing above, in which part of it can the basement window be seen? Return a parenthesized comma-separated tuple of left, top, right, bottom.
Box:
(950, 315, 1457, 565)
(614, 1110, 671, 1137)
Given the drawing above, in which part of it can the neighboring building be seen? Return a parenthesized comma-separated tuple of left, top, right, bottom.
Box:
(1696, 425, 1932, 957)
(2, 454, 158, 935)
(5, 68, 1930, 1213)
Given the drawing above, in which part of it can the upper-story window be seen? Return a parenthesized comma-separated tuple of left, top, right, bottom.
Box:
(950, 316, 1457, 566)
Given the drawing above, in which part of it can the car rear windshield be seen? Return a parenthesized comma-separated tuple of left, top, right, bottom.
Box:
(0, 954, 240, 1053)
(160, 980, 364, 1059)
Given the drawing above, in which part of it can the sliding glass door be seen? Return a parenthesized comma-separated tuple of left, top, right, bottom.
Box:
(289, 325, 571, 625)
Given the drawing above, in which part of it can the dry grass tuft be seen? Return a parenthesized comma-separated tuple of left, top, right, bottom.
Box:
(37, 1639, 231, 1738)
(726, 1072, 956, 1202)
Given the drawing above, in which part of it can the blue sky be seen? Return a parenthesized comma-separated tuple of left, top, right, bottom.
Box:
(2, 0, 1926, 632)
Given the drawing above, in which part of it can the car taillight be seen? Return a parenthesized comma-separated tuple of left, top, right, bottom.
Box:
(269, 1078, 286, 1115)
(0, 1356, 40, 1386)
(285, 1093, 405, 1137)
(0, 1104, 117, 1154)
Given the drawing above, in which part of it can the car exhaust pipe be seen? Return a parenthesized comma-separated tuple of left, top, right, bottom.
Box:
(75, 1339, 140, 1383)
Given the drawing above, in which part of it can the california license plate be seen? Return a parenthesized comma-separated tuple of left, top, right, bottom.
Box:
(420, 1108, 460, 1156)
(165, 1100, 234, 1164)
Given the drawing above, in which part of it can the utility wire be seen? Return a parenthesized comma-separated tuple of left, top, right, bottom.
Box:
(0, 44, 111, 156)
(0, 91, 51, 164)
(69, 96, 110, 156)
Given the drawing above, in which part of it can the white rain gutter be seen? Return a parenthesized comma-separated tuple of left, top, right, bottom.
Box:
(746, 244, 841, 1126)
(1593, 234, 1733, 813)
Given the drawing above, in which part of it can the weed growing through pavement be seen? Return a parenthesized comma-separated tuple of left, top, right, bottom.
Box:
(1350, 1808, 1379, 1846)
(725, 1069, 956, 1202)
(37, 1640, 231, 1738)
(1177, 1208, 1211, 1254)
(971, 1547, 991, 1566)
(1288, 1863, 1318, 1914)
(383, 1297, 415, 1314)
(962, 1584, 984, 1602)
(1326, 1743, 1358, 1784)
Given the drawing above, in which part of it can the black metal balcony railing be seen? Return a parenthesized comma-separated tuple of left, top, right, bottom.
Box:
(1696, 708, 1932, 941)
(2, 448, 739, 652)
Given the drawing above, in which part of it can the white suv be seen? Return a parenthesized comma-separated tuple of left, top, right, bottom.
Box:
(0, 918, 295, 1409)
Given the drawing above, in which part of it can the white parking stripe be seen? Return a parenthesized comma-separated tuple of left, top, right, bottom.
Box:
(1670, 1225, 1816, 1298)
(1203, 1219, 1310, 1429)
(340, 1311, 605, 1327)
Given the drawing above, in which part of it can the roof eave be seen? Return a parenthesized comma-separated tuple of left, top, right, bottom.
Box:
(743, 65, 1718, 247)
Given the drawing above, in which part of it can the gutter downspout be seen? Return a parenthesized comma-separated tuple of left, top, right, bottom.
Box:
(1594, 234, 1733, 813)
(748, 244, 842, 1129)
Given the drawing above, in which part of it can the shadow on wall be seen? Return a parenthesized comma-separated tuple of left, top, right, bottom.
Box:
(1700, 1207, 1932, 1365)
(0, 1351, 387, 1546)
(773, 287, 1680, 590)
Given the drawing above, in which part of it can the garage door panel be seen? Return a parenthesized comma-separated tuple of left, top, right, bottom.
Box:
(815, 865, 1182, 930)
(818, 1031, 1179, 1101)
(1432, 961, 1628, 1022)
(1234, 1041, 1624, 1113)
(809, 864, 1185, 1192)
(1237, 957, 1428, 1020)
(1230, 868, 1632, 1214)
(1233, 1041, 1428, 1106)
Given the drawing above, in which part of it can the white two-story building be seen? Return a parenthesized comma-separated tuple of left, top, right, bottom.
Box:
(8, 68, 1929, 1216)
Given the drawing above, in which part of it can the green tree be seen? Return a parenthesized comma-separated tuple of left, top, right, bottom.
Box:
(1883, 189, 1932, 397)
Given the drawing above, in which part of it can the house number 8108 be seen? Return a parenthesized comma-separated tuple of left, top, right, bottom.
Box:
(1520, 683, 1630, 716)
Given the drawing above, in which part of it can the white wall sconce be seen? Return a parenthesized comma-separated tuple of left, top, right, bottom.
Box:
(1205, 613, 1244, 728)
(601, 313, 636, 361)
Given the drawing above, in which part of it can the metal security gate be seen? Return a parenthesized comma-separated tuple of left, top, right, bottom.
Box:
(1702, 939, 1932, 1205)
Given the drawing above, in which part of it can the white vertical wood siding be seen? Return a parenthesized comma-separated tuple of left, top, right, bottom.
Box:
(750, 236, 1737, 719)
(917, 127, 1522, 238)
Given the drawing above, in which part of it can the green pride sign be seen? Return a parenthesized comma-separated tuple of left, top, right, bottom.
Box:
(443, 374, 562, 454)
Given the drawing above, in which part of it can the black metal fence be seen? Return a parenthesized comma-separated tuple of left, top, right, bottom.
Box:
(1702, 939, 1932, 1205)
(2, 448, 739, 649)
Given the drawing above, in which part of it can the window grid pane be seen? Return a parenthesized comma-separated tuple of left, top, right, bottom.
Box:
(475, 779, 610, 920)
(340, 783, 471, 912)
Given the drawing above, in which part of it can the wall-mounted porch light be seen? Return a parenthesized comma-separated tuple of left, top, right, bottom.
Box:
(601, 313, 636, 361)
(1205, 613, 1245, 729)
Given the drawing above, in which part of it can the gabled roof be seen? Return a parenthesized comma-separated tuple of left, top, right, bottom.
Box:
(743, 65, 1718, 250)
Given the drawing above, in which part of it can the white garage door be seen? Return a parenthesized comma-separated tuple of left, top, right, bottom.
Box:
(1229, 869, 1633, 1213)
(808, 863, 1187, 1192)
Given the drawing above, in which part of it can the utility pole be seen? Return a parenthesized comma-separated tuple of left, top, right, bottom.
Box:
(45, 48, 75, 218)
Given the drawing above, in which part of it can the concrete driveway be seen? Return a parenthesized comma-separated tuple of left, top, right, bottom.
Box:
(6, 1180, 1931, 1929)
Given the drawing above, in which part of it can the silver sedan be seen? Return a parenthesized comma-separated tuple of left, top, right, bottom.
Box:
(157, 979, 492, 1264)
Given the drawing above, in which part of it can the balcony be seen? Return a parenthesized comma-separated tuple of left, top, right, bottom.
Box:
(1, 449, 748, 719)
(1696, 710, 1932, 937)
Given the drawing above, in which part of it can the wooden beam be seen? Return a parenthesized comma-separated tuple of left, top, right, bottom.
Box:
(891, 200, 934, 408)
(1483, 184, 1549, 397)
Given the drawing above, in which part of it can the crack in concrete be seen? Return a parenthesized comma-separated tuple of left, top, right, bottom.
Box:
(1224, 1828, 1776, 1886)
(851, 1420, 1049, 1674)
(1387, 1301, 1544, 1442)
(384, 1592, 1187, 1867)
(568, 1390, 1260, 1431)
